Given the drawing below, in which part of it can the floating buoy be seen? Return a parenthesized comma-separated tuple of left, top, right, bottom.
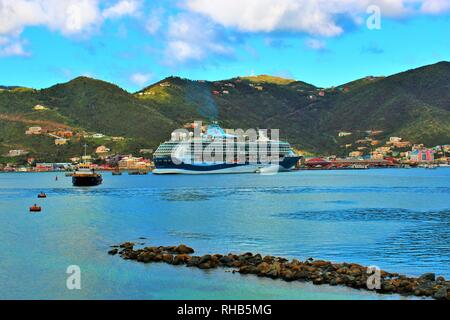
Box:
(30, 204, 42, 212)
(38, 192, 47, 198)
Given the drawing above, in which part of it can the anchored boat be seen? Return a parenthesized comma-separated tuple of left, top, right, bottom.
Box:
(72, 164, 103, 186)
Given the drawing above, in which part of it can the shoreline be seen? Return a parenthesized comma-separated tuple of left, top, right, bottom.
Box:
(1, 166, 450, 174)
(109, 242, 450, 300)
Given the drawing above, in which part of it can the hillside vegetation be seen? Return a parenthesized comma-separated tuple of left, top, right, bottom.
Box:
(0, 61, 449, 161)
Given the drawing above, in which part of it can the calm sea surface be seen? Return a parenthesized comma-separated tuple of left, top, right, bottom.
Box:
(0, 169, 449, 300)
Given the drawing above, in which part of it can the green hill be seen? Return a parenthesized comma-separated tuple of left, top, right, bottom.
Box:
(0, 61, 449, 162)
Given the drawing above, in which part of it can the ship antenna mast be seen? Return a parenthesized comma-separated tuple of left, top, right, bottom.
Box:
(84, 144, 87, 163)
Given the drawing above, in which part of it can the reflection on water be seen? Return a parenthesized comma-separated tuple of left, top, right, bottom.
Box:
(275, 208, 450, 222)
(0, 168, 449, 299)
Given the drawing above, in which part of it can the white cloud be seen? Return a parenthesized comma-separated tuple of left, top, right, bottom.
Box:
(130, 72, 152, 86)
(0, 0, 103, 36)
(420, 0, 450, 14)
(102, 0, 141, 19)
(184, 0, 449, 36)
(165, 14, 233, 64)
(0, 36, 29, 57)
(305, 38, 327, 51)
(145, 8, 164, 35)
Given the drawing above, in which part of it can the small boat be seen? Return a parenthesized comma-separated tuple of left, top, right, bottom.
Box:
(112, 171, 122, 176)
(37, 192, 47, 198)
(72, 164, 103, 187)
(30, 205, 42, 212)
(128, 171, 148, 175)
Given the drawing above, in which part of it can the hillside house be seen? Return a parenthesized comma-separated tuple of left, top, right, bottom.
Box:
(33, 104, 48, 111)
(55, 138, 67, 145)
(96, 146, 110, 154)
(391, 141, 412, 148)
(349, 151, 363, 158)
(222, 90, 230, 94)
(319, 91, 326, 97)
(92, 133, 105, 139)
(376, 146, 391, 154)
(212, 90, 220, 95)
(55, 130, 73, 138)
(338, 131, 352, 137)
(371, 152, 385, 160)
(6, 150, 28, 157)
(409, 149, 435, 162)
(25, 126, 42, 135)
(389, 137, 402, 143)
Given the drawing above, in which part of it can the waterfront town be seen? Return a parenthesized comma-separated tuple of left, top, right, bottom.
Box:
(0, 119, 449, 172)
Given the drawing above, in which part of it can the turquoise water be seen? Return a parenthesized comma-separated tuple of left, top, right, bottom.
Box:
(0, 169, 449, 300)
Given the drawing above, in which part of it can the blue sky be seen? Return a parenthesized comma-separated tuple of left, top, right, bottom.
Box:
(0, 0, 449, 92)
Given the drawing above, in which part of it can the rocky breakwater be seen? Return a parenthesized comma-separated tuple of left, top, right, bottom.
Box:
(109, 242, 450, 300)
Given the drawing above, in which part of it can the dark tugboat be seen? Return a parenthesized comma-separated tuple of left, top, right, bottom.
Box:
(72, 164, 103, 186)
(71, 144, 103, 187)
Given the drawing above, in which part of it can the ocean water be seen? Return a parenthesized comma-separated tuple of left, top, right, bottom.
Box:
(0, 168, 449, 300)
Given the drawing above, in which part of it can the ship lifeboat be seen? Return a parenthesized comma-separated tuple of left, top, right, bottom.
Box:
(37, 192, 47, 198)
(30, 205, 42, 212)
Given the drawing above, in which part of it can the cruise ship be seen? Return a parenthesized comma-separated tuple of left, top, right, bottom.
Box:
(153, 123, 300, 174)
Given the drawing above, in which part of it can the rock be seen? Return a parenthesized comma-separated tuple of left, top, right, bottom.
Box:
(198, 262, 213, 269)
(108, 249, 118, 255)
(419, 273, 435, 282)
(162, 254, 174, 263)
(200, 255, 212, 264)
(256, 262, 271, 275)
(173, 254, 189, 265)
(312, 260, 330, 268)
(175, 244, 194, 254)
(153, 254, 163, 262)
(122, 251, 139, 260)
(186, 256, 201, 267)
(281, 270, 295, 281)
(137, 252, 154, 263)
(119, 242, 135, 249)
(239, 265, 257, 274)
(432, 287, 447, 300)
(219, 256, 234, 266)
(110, 242, 448, 300)
(267, 270, 279, 278)
(312, 277, 324, 285)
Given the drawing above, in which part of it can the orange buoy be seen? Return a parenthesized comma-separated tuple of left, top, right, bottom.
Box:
(30, 204, 42, 212)
(38, 192, 47, 198)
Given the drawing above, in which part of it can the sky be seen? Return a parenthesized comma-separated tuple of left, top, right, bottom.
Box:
(0, 0, 449, 92)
